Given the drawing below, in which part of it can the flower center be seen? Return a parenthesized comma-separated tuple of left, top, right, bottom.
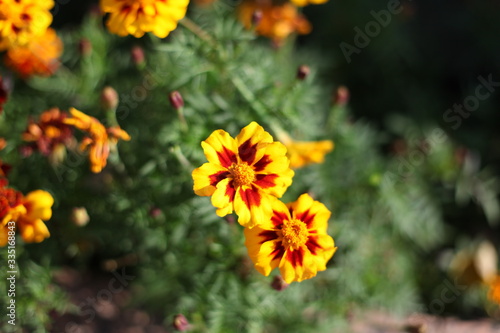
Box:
(281, 219, 309, 250)
(229, 163, 255, 188)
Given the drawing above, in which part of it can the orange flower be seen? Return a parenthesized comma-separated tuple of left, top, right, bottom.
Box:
(64, 108, 130, 173)
(0, 159, 11, 178)
(22, 108, 75, 160)
(238, 0, 311, 42)
(0, 137, 6, 150)
(244, 193, 336, 283)
(488, 275, 500, 305)
(0, 0, 54, 50)
(4, 28, 63, 78)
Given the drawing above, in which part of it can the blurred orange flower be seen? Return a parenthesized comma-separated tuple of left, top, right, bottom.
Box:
(289, 0, 328, 7)
(0, 0, 54, 50)
(64, 108, 130, 173)
(22, 108, 75, 164)
(4, 28, 63, 78)
(238, 0, 311, 42)
(488, 275, 500, 305)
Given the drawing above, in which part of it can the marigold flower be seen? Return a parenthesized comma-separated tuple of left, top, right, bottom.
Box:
(289, 0, 328, 7)
(0, 0, 54, 50)
(4, 28, 63, 78)
(64, 108, 130, 173)
(244, 193, 336, 283)
(284, 139, 334, 169)
(488, 275, 500, 305)
(0, 159, 11, 178)
(16, 190, 53, 243)
(238, 0, 312, 42)
(0, 183, 25, 226)
(192, 122, 294, 228)
(22, 108, 75, 158)
(100, 0, 189, 38)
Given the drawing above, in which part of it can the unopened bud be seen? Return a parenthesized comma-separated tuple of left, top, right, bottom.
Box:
(333, 85, 350, 107)
(71, 207, 89, 227)
(101, 86, 119, 111)
(169, 91, 184, 109)
(131, 46, 145, 67)
(173, 314, 190, 331)
(0, 138, 6, 151)
(271, 275, 289, 291)
(78, 38, 92, 56)
(251, 10, 263, 26)
(296, 65, 310, 81)
(149, 207, 162, 218)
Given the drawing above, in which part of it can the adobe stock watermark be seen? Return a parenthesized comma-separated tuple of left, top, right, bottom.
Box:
(5, 221, 17, 326)
(340, 0, 411, 64)
(423, 278, 467, 314)
(57, 267, 135, 333)
(381, 128, 448, 186)
(442, 74, 500, 130)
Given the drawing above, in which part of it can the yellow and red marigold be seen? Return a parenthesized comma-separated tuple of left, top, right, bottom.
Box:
(0, 0, 54, 50)
(244, 193, 336, 283)
(64, 107, 130, 173)
(22, 108, 75, 160)
(4, 28, 63, 78)
(100, 0, 189, 38)
(192, 122, 294, 228)
(238, 0, 311, 42)
(0, 182, 53, 246)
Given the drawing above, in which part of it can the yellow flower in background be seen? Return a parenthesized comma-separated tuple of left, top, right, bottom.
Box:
(64, 108, 130, 173)
(244, 193, 336, 283)
(276, 130, 334, 169)
(4, 28, 63, 78)
(0, 0, 54, 50)
(192, 122, 294, 228)
(289, 0, 328, 7)
(16, 190, 53, 243)
(238, 0, 311, 42)
(100, 0, 189, 38)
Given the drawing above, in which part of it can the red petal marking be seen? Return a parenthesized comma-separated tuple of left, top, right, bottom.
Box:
(253, 154, 272, 172)
(225, 181, 236, 202)
(258, 230, 278, 244)
(239, 186, 261, 208)
(254, 174, 278, 189)
(295, 209, 315, 227)
(271, 210, 288, 228)
(306, 237, 321, 255)
(238, 139, 257, 165)
(217, 147, 237, 168)
(286, 248, 304, 268)
(209, 171, 230, 186)
(271, 242, 285, 261)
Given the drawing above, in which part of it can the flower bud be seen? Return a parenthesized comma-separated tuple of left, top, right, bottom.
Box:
(169, 91, 184, 109)
(271, 275, 289, 291)
(296, 65, 310, 81)
(251, 10, 263, 26)
(131, 45, 145, 67)
(71, 207, 90, 227)
(0, 138, 6, 151)
(173, 314, 190, 331)
(333, 85, 350, 107)
(78, 38, 92, 56)
(101, 86, 119, 111)
(149, 207, 162, 218)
